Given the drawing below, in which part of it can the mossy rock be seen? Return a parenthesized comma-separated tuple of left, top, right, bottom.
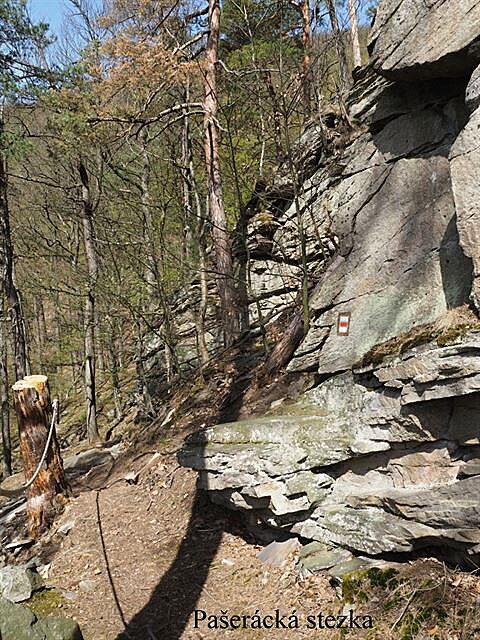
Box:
(35, 617, 83, 640)
(435, 323, 479, 346)
(0, 594, 83, 640)
(0, 598, 41, 640)
(356, 322, 480, 369)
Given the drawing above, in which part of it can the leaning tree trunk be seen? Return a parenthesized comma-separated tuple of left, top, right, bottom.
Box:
(12, 375, 68, 538)
(204, 0, 241, 348)
(260, 256, 344, 379)
(79, 161, 99, 443)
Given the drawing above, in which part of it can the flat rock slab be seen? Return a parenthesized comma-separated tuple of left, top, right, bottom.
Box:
(298, 548, 352, 573)
(256, 538, 301, 567)
(328, 558, 376, 580)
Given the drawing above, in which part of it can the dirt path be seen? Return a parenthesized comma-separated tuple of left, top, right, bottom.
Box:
(47, 452, 337, 640)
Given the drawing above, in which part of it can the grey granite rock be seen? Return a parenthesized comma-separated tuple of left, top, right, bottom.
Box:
(369, 0, 480, 81)
(450, 107, 480, 312)
(0, 566, 43, 603)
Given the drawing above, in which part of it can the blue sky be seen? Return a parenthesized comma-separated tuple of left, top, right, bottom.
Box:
(28, 0, 373, 42)
(29, 0, 66, 37)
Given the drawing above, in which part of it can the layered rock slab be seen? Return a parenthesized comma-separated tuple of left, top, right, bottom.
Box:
(179, 332, 480, 561)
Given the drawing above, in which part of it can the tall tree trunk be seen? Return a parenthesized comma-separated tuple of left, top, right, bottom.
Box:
(0, 120, 29, 381)
(106, 319, 122, 421)
(0, 298, 11, 477)
(140, 129, 158, 294)
(96, 320, 106, 384)
(348, 0, 362, 69)
(204, 0, 240, 348)
(181, 99, 194, 264)
(301, 0, 312, 119)
(181, 100, 210, 364)
(135, 318, 154, 418)
(79, 160, 99, 443)
(33, 296, 46, 370)
(325, 0, 350, 93)
(12, 375, 68, 538)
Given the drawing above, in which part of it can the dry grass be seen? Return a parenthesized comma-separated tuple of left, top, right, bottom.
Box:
(340, 561, 480, 640)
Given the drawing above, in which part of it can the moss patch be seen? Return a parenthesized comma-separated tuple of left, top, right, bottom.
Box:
(343, 568, 399, 604)
(355, 321, 480, 369)
(339, 562, 480, 639)
(26, 588, 65, 617)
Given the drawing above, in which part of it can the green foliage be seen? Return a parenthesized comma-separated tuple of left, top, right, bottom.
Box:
(0, 122, 32, 158)
(0, 0, 53, 99)
(221, 0, 301, 54)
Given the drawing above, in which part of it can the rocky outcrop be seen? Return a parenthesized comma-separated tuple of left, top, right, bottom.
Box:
(179, 0, 480, 563)
(369, 0, 480, 81)
(179, 330, 480, 561)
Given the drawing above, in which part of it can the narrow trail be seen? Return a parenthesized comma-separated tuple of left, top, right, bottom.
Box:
(46, 449, 335, 640)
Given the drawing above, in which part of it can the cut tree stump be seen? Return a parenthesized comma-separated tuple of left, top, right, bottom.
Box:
(12, 375, 68, 538)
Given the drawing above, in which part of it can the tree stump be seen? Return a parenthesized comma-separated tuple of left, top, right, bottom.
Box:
(12, 375, 68, 538)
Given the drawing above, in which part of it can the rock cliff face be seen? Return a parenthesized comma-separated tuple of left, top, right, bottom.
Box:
(178, 0, 480, 563)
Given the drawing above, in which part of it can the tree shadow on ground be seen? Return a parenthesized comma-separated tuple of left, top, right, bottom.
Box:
(115, 486, 225, 640)
(114, 352, 254, 640)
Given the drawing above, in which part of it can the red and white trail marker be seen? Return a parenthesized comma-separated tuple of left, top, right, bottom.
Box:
(337, 312, 351, 336)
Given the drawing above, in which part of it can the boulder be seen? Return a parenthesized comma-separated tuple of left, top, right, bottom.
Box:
(0, 596, 84, 640)
(0, 566, 43, 603)
(0, 598, 41, 640)
(35, 617, 83, 640)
